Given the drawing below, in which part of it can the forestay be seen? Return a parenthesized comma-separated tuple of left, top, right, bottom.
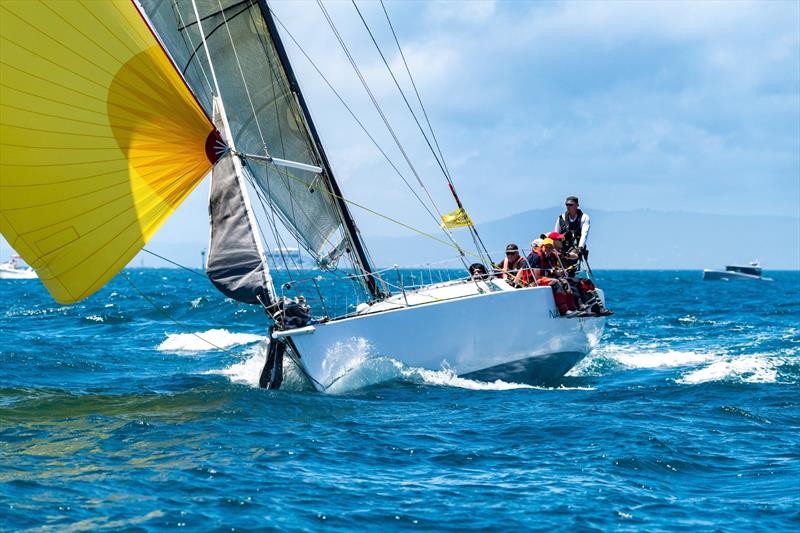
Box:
(139, 0, 349, 262)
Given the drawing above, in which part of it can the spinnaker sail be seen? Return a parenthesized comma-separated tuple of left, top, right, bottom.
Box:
(0, 0, 217, 303)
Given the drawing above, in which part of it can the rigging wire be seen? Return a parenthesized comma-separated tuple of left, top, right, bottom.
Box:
(247, 5, 368, 282)
(378, 0, 450, 179)
(216, 0, 269, 161)
(260, 157, 484, 261)
(209, 1, 354, 287)
(142, 248, 205, 277)
(351, 0, 450, 183)
(171, 0, 215, 100)
(256, 6, 315, 278)
(189, 0, 222, 98)
(369, 0, 494, 265)
(217, 0, 310, 280)
(315, 0, 468, 266)
(270, 10, 443, 232)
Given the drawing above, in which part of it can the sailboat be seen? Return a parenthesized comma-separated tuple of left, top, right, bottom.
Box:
(0, 256, 38, 280)
(0, 0, 606, 391)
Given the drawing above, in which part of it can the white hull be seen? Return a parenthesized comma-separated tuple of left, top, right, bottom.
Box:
(702, 269, 772, 281)
(277, 279, 605, 391)
(0, 266, 37, 279)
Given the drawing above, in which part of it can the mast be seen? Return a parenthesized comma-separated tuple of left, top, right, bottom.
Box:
(257, 0, 382, 300)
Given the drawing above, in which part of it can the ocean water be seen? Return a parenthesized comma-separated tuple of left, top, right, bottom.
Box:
(1, 269, 799, 531)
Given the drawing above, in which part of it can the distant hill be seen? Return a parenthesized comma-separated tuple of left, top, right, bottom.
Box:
(118, 207, 799, 271)
(363, 208, 800, 270)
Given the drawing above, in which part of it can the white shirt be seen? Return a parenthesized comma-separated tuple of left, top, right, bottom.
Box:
(554, 212, 590, 248)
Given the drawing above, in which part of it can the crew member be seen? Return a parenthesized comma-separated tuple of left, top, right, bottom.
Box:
(555, 196, 590, 258)
(547, 231, 580, 275)
(529, 238, 576, 315)
(529, 238, 559, 279)
(468, 263, 489, 281)
(498, 243, 533, 287)
(527, 238, 543, 266)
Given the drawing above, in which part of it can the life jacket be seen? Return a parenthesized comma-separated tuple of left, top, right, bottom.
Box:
(503, 255, 533, 286)
(558, 209, 584, 248)
(535, 249, 558, 277)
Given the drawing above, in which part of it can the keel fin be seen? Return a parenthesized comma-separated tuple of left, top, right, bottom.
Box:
(259, 337, 286, 389)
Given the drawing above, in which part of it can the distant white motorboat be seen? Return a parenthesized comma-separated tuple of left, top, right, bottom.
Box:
(703, 261, 772, 281)
(0, 256, 38, 280)
(272, 247, 305, 269)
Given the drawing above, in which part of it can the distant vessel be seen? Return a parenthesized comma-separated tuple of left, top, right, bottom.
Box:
(272, 247, 305, 269)
(0, 256, 38, 280)
(703, 261, 772, 281)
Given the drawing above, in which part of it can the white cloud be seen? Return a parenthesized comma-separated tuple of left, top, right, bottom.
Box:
(426, 0, 497, 23)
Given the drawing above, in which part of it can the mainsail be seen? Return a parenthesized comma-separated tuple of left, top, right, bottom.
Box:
(139, 1, 371, 267)
(0, 0, 217, 303)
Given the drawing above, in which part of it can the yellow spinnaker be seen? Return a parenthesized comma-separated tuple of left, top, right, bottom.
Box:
(0, 0, 215, 303)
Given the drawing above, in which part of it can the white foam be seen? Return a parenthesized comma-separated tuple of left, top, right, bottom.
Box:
(611, 349, 715, 369)
(208, 343, 561, 394)
(209, 343, 267, 386)
(402, 365, 538, 391)
(677, 355, 779, 384)
(157, 328, 264, 353)
(206, 341, 313, 391)
(576, 344, 716, 372)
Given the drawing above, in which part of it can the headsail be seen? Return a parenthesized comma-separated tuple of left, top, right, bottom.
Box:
(138, 1, 376, 278)
(0, 0, 217, 303)
(206, 98, 275, 306)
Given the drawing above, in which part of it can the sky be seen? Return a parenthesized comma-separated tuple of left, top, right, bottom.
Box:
(2, 0, 799, 264)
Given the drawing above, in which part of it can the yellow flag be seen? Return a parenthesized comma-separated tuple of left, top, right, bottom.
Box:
(0, 0, 216, 303)
(441, 207, 474, 229)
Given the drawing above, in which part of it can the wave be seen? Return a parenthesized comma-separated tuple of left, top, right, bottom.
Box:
(569, 344, 717, 376)
(608, 348, 716, 369)
(573, 343, 786, 385)
(157, 329, 265, 353)
(677, 354, 781, 385)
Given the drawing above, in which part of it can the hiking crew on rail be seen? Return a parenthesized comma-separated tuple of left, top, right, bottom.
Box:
(476, 196, 612, 318)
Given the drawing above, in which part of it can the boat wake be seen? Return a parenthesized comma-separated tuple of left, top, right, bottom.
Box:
(573, 343, 789, 385)
(207, 340, 590, 394)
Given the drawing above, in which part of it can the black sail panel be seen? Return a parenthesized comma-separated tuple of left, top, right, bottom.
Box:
(206, 100, 274, 306)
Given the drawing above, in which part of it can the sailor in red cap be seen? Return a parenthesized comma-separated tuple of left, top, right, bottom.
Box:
(545, 231, 580, 276)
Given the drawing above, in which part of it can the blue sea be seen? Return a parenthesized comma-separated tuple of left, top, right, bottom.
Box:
(2, 269, 799, 531)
